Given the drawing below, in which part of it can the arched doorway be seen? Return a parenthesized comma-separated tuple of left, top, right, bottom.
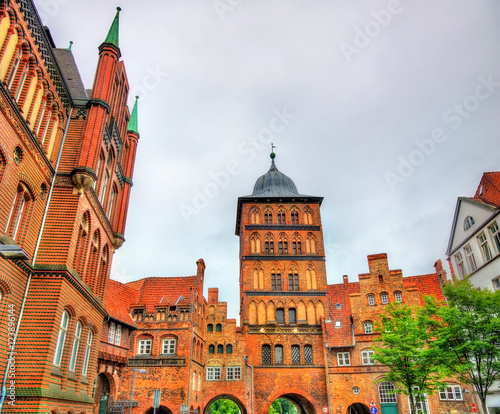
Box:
(347, 403, 370, 414)
(268, 394, 315, 414)
(145, 406, 174, 414)
(94, 372, 112, 414)
(203, 395, 247, 414)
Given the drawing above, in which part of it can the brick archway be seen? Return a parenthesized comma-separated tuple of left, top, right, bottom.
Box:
(202, 394, 247, 414)
(347, 403, 371, 414)
(268, 393, 316, 414)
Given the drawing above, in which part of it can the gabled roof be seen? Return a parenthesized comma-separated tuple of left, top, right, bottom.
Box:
(105, 279, 139, 326)
(403, 274, 446, 304)
(126, 276, 198, 312)
(325, 282, 360, 348)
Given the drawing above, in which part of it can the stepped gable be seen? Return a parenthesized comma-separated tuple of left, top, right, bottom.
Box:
(126, 276, 197, 312)
(473, 172, 500, 207)
(326, 282, 360, 347)
(403, 274, 446, 304)
(105, 279, 138, 326)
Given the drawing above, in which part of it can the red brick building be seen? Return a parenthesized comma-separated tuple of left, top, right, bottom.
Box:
(0, 1, 139, 412)
(108, 155, 472, 414)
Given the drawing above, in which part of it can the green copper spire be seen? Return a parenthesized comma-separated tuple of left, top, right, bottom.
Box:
(104, 7, 121, 49)
(127, 96, 139, 134)
(66, 40, 73, 51)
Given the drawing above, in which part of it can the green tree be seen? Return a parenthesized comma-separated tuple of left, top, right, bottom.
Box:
(208, 398, 240, 414)
(425, 280, 500, 414)
(373, 301, 449, 414)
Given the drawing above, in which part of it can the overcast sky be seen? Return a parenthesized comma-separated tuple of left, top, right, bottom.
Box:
(34, 0, 500, 319)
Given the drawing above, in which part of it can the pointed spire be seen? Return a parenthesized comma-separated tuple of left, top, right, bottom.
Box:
(103, 7, 121, 49)
(270, 143, 277, 169)
(127, 96, 139, 134)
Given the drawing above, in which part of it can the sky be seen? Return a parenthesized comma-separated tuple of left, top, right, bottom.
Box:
(34, 0, 500, 320)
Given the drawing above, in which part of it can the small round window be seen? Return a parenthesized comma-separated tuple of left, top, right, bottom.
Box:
(353, 387, 360, 395)
(464, 216, 475, 231)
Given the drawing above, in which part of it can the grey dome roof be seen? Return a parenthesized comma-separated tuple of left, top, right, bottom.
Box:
(252, 159, 300, 197)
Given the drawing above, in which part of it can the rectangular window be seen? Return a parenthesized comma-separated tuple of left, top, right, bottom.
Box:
(138, 339, 152, 355)
(108, 322, 116, 343)
(381, 293, 389, 304)
(361, 350, 375, 365)
(69, 321, 82, 372)
(304, 345, 313, 364)
(367, 295, 375, 305)
(464, 245, 477, 272)
(226, 366, 241, 381)
(115, 325, 122, 346)
(275, 345, 283, 364)
(409, 387, 430, 414)
(162, 338, 176, 355)
(439, 385, 463, 401)
(454, 252, 466, 278)
(394, 291, 402, 302)
(262, 345, 271, 364)
(291, 345, 300, 364)
(337, 352, 351, 366)
(53, 311, 69, 366)
(276, 309, 285, 324)
(494, 277, 500, 291)
(289, 308, 296, 324)
(271, 273, 282, 291)
(82, 330, 93, 376)
(478, 233, 492, 261)
(206, 367, 221, 381)
(288, 273, 299, 291)
(489, 222, 500, 254)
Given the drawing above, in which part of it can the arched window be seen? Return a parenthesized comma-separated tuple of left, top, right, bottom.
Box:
(262, 344, 271, 364)
(277, 209, 285, 225)
(208, 344, 215, 354)
(207, 324, 213, 332)
(226, 344, 233, 354)
(217, 344, 223, 354)
(304, 345, 313, 364)
(275, 345, 283, 364)
(464, 216, 475, 231)
(379, 382, 397, 403)
(380, 292, 389, 304)
(394, 291, 402, 302)
(264, 209, 273, 224)
(367, 294, 375, 306)
(53, 310, 69, 366)
(215, 324, 222, 332)
(249, 207, 260, 224)
(69, 321, 82, 372)
(291, 210, 299, 224)
(364, 321, 373, 334)
(6, 182, 32, 240)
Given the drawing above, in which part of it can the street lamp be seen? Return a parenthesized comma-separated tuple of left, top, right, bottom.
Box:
(129, 368, 147, 414)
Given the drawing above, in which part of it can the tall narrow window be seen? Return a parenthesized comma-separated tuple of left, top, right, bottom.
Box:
(291, 210, 298, 224)
(108, 322, 116, 343)
(216, 324, 222, 332)
(278, 242, 288, 254)
(69, 321, 82, 372)
(6, 52, 20, 90)
(291, 345, 300, 364)
(394, 291, 402, 302)
(454, 252, 466, 278)
(276, 308, 285, 324)
(275, 345, 283, 364)
(465, 245, 477, 272)
(6, 183, 31, 240)
(489, 222, 500, 254)
(265, 211, 272, 224)
(292, 241, 302, 255)
(262, 345, 271, 364)
(364, 322, 373, 334)
(208, 344, 215, 354)
(271, 273, 282, 291)
(114, 325, 122, 346)
(367, 294, 375, 306)
(288, 273, 299, 291)
(217, 344, 223, 354)
(82, 330, 92, 376)
(277, 210, 285, 224)
(53, 311, 69, 366)
(288, 308, 296, 324)
(304, 345, 313, 364)
(478, 233, 492, 261)
(380, 292, 389, 304)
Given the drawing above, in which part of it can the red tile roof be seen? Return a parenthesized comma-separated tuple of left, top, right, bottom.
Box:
(473, 172, 500, 208)
(126, 276, 199, 312)
(105, 279, 139, 326)
(326, 283, 360, 348)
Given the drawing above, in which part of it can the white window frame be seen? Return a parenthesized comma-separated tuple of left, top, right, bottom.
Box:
(69, 321, 82, 372)
(226, 366, 242, 381)
(379, 381, 397, 403)
(394, 291, 402, 302)
(465, 245, 477, 272)
(364, 322, 373, 334)
(337, 352, 351, 366)
(162, 338, 176, 355)
(138, 339, 152, 355)
(361, 350, 375, 365)
(114, 325, 122, 346)
(439, 385, 463, 401)
(381, 292, 389, 304)
(367, 294, 375, 306)
(53, 310, 69, 366)
(82, 329, 93, 376)
(454, 252, 466, 279)
(489, 222, 500, 254)
(478, 233, 493, 262)
(108, 322, 115, 343)
(408, 387, 430, 414)
(206, 366, 221, 381)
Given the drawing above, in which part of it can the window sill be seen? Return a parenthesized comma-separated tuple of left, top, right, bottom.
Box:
(51, 365, 63, 377)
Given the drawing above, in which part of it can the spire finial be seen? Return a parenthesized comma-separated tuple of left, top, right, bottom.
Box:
(103, 7, 121, 49)
(127, 95, 139, 135)
(270, 143, 276, 159)
(66, 40, 73, 51)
